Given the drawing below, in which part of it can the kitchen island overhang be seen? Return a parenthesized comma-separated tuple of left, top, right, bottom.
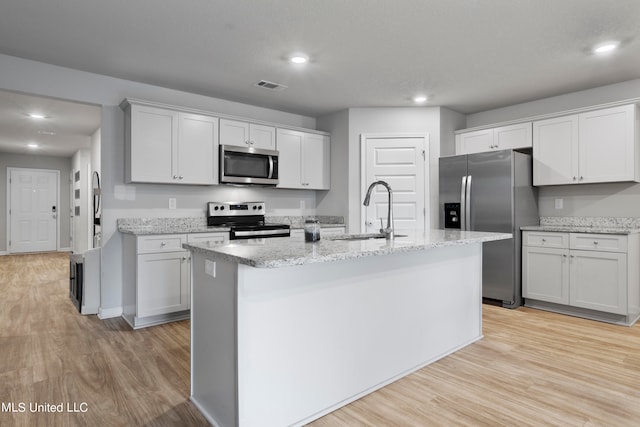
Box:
(184, 230, 511, 427)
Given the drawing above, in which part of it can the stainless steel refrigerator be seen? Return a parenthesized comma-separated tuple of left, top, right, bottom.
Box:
(439, 150, 538, 308)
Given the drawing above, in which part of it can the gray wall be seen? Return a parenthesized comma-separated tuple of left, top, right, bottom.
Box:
(318, 107, 444, 232)
(0, 152, 71, 252)
(464, 79, 640, 219)
(0, 53, 318, 315)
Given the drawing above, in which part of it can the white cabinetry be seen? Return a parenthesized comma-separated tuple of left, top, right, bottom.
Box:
(220, 119, 276, 150)
(123, 231, 228, 329)
(455, 123, 532, 155)
(523, 231, 640, 325)
(533, 104, 639, 186)
(276, 128, 330, 190)
(124, 102, 219, 184)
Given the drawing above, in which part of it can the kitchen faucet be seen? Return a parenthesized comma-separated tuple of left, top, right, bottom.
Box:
(363, 180, 395, 240)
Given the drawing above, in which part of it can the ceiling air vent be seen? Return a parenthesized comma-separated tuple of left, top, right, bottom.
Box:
(254, 80, 288, 91)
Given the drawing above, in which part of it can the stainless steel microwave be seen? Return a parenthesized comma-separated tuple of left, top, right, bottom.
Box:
(220, 145, 279, 185)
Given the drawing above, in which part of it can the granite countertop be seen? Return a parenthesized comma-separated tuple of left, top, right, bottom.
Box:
(117, 218, 229, 235)
(117, 215, 345, 235)
(183, 229, 512, 268)
(521, 217, 640, 235)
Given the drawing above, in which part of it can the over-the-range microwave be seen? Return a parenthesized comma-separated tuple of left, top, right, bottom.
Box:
(219, 145, 279, 186)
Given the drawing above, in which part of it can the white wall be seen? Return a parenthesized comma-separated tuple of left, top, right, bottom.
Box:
(464, 79, 640, 218)
(0, 152, 72, 253)
(0, 53, 318, 316)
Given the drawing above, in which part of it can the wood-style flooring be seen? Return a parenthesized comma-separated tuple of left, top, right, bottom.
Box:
(1, 252, 640, 426)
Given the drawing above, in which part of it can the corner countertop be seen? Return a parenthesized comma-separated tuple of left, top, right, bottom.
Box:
(520, 216, 640, 235)
(183, 229, 512, 268)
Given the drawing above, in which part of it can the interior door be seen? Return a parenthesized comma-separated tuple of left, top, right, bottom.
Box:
(362, 135, 427, 233)
(9, 168, 59, 253)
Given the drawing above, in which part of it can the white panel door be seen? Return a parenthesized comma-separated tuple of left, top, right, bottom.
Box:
(362, 135, 427, 233)
(9, 168, 58, 253)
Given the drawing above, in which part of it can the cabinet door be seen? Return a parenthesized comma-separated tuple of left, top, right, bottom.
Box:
(250, 123, 276, 150)
(457, 129, 494, 154)
(523, 246, 569, 304)
(130, 105, 177, 183)
(570, 250, 627, 315)
(579, 105, 636, 184)
(276, 129, 303, 189)
(177, 113, 218, 184)
(302, 133, 330, 190)
(494, 122, 532, 150)
(137, 251, 189, 317)
(220, 119, 250, 147)
(533, 115, 579, 185)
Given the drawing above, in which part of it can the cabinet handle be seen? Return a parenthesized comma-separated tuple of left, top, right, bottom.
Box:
(182, 256, 187, 261)
(573, 176, 577, 181)
(541, 238, 546, 243)
(580, 176, 584, 181)
(160, 242, 166, 246)
(173, 175, 178, 179)
(179, 175, 183, 180)
(593, 241, 599, 245)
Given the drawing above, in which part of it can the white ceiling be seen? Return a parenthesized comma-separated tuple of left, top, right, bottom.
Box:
(0, 0, 639, 156)
(0, 90, 100, 157)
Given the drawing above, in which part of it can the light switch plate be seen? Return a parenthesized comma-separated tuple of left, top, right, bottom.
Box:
(169, 198, 176, 209)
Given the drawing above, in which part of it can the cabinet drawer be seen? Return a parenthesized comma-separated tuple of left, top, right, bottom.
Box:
(570, 233, 627, 253)
(137, 234, 186, 254)
(523, 231, 569, 248)
(187, 232, 228, 247)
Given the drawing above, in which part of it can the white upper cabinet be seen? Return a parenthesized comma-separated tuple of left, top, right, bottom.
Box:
(533, 104, 638, 186)
(125, 102, 218, 185)
(276, 128, 330, 190)
(220, 119, 276, 150)
(455, 122, 532, 155)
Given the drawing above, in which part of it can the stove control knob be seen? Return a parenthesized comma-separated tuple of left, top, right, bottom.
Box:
(220, 206, 225, 211)
(214, 206, 219, 211)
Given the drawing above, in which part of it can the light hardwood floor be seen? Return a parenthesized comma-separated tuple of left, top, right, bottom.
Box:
(1, 252, 640, 426)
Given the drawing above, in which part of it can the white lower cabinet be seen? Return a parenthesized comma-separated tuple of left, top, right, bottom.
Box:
(123, 231, 228, 329)
(523, 231, 639, 325)
(137, 251, 190, 318)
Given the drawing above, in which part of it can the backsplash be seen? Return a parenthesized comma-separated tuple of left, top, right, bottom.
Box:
(266, 216, 345, 228)
(540, 216, 640, 229)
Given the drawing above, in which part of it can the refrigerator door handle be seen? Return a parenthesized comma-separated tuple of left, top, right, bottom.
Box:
(460, 176, 467, 231)
(465, 175, 472, 230)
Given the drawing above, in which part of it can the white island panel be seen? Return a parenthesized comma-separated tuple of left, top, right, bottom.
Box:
(190, 240, 484, 427)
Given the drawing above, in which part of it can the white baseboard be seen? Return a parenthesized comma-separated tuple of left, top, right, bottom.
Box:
(0, 251, 8, 256)
(59, 247, 71, 252)
(98, 306, 123, 319)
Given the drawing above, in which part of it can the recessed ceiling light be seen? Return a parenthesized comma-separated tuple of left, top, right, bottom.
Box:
(593, 42, 619, 54)
(413, 95, 428, 104)
(27, 143, 39, 149)
(289, 54, 309, 64)
(28, 113, 46, 119)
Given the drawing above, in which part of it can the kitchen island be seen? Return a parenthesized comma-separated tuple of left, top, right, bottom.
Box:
(184, 229, 511, 427)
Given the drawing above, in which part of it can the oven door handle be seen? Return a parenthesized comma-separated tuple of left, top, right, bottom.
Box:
(233, 229, 289, 238)
(268, 155, 274, 179)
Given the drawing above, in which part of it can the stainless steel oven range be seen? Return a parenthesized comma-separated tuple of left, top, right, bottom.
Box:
(206, 201, 290, 239)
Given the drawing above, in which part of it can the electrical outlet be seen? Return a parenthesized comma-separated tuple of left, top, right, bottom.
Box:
(169, 198, 177, 209)
(205, 260, 216, 277)
(554, 198, 563, 209)
(300, 200, 306, 210)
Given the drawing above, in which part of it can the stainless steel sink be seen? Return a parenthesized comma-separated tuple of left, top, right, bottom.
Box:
(330, 233, 407, 241)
